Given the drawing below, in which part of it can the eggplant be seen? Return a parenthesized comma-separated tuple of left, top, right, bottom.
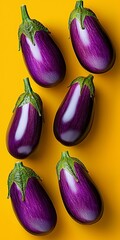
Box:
(6, 77, 43, 159)
(7, 162, 57, 234)
(69, 0, 115, 73)
(18, 5, 66, 87)
(53, 74, 95, 146)
(56, 151, 103, 224)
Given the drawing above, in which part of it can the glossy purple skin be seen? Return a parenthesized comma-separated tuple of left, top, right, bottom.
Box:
(6, 103, 42, 159)
(59, 162, 103, 224)
(70, 17, 115, 73)
(10, 178, 57, 234)
(53, 82, 94, 146)
(20, 31, 66, 87)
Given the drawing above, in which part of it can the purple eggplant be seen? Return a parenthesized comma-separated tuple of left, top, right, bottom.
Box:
(56, 151, 103, 224)
(69, 1, 115, 73)
(53, 74, 95, 146)
(18, 5, 66, 87)
(6, 78, 43, 159)
(7, 162, 57, 234)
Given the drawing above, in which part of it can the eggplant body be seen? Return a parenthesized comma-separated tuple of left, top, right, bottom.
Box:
(6, 78, 43, 159)
(21, 31, 66, 87)
(69, 2, 115, 73)
(8, 163, 57, 235)
(53, 75, 94, 146)
(19, 5, 66, 87)
(6, 103, 42, 159)
(57, 152, 103, 224)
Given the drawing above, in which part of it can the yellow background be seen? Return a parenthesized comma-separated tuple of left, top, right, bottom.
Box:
(0, 0, 120, 239)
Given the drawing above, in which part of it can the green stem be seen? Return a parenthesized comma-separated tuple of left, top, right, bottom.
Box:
(7, 162, 40, 200)
(75, 0, 83, 9)
(83, 74, 94, 97)
(21, 5, 30, 22)
(61, 151, 70, 159)
(56, 151, 79, 181)
(14, 162, 23, 169)
(23, 77, 33, 94)
(85, 74, 94, 83)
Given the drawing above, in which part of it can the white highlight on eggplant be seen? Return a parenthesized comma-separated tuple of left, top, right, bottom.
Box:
(29, 219, 51, 232)
(15, 104, 29, 141)
(62, 84, 80, 123)
(87, 56, 107, 70)
(64, 170, 77, 194)
(61, 130, 80, 142)
(79, 209, 97, 222)
(76, 20, 90, 46)
(26, 37, 42, 61)
(41, 71, 59, 84)
(17, 145, 32, 154)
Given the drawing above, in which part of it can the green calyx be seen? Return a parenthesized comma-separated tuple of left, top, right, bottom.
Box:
(56, 151, 88, 181)
(70, 74, 95, 97)
(18, 5, 49, 50)
(69, 0, 96, 29)
(13, 77, 42, 116)
(7, 162, 40, 201)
